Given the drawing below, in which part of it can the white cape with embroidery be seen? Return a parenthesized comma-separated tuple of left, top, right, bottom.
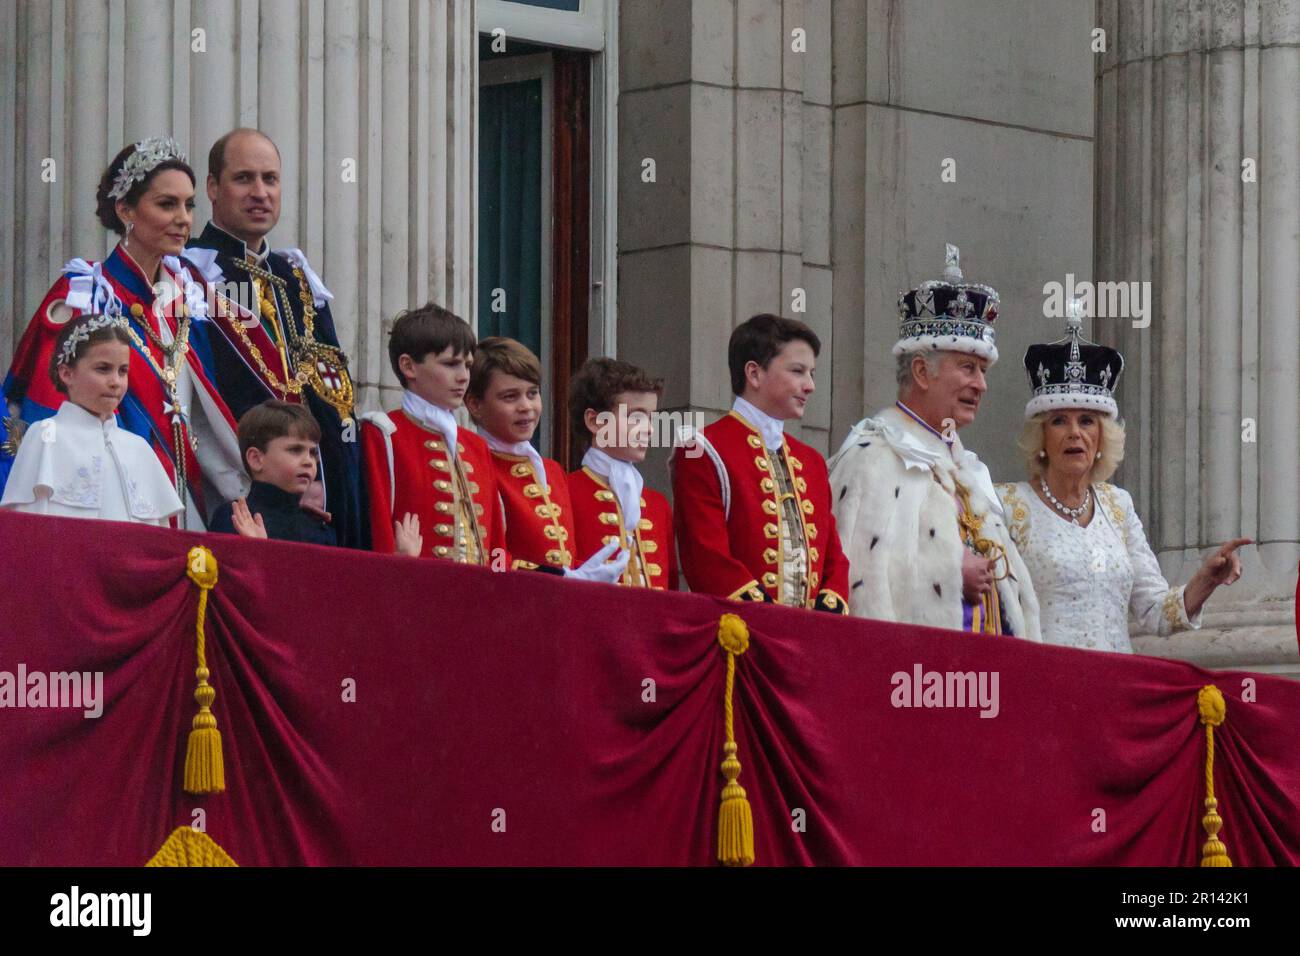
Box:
(0, 401, 183, 525)
(827, 406, 1042, 641)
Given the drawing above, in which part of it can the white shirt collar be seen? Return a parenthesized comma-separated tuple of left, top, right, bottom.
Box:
(401, 390, 459, 459)
(61, 401, 118, 434)
(480, 429, 548, 492)
(731, 396, 785, 451)
(582, 446, 643, 532)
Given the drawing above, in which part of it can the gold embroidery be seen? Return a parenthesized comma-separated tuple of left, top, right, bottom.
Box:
(995, 482, 1030, 552)
(1163, 589, 1185, 630)
(1095, 482, 1128, 546)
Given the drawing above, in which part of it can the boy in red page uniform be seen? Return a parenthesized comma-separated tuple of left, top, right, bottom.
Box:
(671, 313, 848, 612)
(360, 303, 505, 564)
(568, 357, 677, 591)
(467, 337, 626, 583)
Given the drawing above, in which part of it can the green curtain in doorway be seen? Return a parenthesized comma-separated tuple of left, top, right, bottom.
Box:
(478, 78, 544, 360)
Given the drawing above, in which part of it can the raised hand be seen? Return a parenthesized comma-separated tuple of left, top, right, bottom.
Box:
(1202, 537, 1250, 587)
(394, 512, 424, 557)
(231, 498, 268, 539)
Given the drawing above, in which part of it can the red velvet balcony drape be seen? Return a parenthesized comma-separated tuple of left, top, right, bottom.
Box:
(1, 511, 1296, 866)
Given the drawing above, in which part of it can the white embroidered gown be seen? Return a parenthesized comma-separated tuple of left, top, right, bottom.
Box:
(0, 400, 183, 526)
(994, 481, 1199, 653)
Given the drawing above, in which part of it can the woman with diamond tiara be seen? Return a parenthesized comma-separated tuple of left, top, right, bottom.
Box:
(1, 314, 183, 525)
(994, 306, 1248, 653)
(0, 137, 244, 528)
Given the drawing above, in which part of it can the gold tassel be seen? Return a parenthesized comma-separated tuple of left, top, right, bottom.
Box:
(184, 546, 224, 795)
(146, 827, 238, 867)
(1197, 685, 1231, 867)
(716, 613, 754, 866)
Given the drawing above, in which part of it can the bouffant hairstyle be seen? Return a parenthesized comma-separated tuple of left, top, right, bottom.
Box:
(568, 357, 663, 453)
(387, 302, 477, 385)
(1018, 411, 1126, 484)
(727, 313, 821, 396)
(467, 336, 542, 402)
(95, 143, 196, 235)
(48, 316, 133, 395)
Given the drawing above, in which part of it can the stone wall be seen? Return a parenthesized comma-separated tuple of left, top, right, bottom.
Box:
(617, 0, 1096, 492)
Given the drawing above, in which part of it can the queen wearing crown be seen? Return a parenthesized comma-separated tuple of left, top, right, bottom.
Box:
(829, 245, 1041, 639)
(994, 305, 1248, 653)
(1, 137, 245, 529)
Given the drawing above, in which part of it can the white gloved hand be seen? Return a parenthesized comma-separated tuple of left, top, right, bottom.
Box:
(563, 540, 630, 584)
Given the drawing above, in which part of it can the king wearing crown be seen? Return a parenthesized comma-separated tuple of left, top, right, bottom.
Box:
(828, 245, 1041, 639)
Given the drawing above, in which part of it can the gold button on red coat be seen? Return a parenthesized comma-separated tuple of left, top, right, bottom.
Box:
(568, 467, 678, 591)
(489, 451, 576, 570)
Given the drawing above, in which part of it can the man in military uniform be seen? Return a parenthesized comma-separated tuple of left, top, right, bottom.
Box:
(186, 128, 366, 548)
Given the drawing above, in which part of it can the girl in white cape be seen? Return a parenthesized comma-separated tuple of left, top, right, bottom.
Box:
(1, 314, 183, 525)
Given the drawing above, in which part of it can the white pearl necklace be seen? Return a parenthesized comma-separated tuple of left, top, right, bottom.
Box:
(1041, 478, 1091, 525)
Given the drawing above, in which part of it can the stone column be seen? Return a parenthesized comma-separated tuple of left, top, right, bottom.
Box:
(617, 0, 834, 499)
(0, 0, 478, 416)
(1096, 0, 1300, 674)
(835, 0, 1095, 484)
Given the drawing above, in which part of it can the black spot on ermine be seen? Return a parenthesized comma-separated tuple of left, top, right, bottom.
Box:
(929, 528, 935, 537)
(933, 583, 942, 596)
(894, 486, 900, 498)
(870, 536, 879, 549)
(852, 580, 864, 590)
(838, 486, 846, 501)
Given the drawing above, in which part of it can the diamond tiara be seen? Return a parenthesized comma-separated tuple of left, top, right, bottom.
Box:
(57, 314, 130, 367)
(107, 137, 188, 201)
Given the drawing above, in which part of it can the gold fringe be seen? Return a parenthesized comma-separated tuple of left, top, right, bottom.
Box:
(146, 827, 238, 867)
(1197, 685, 1231, 867)
(184, 547, 224, 795)
(716, 613, 754, 866)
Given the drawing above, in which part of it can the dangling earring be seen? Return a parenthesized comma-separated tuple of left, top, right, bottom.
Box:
(123, 220, 134, 250)
(1095, 451, 1101, 460)
(1037, 450, 1047, 459)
